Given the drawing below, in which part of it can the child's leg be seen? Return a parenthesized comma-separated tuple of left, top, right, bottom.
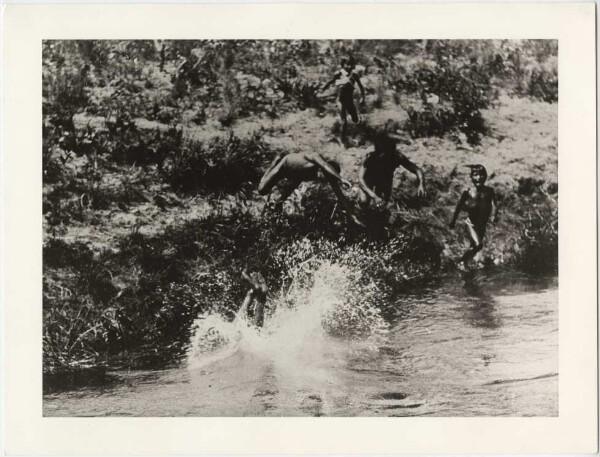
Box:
(241, 290, 254, 319)
(460, 220, 484, 263)
(338, 100, 348, 124)
(346, 100, 359, 123)
(326, 177, 364, 226)
(254, 300, 265, 327)
(338, 101, 349, 143)
(258, 156, 286, 195)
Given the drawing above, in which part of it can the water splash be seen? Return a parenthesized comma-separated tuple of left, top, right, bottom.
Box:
(186, 239, 390, 374)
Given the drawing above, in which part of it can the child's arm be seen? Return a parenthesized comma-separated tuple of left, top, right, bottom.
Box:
(241, 269, 253, 285)
(397, 154, 425, 196)
(358, 152, 383, 203)
(449, 191, 468, 228)
(491, 188, 499, 222)
(308, 155, 351, 189)
(176, 57, 187, 73)
(354, 73, 366, 103)
(259, 152, 285, 185)
(321, 71, 340, 92)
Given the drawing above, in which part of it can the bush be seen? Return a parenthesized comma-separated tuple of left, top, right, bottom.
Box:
(43, 123, 67, 184)
(518, 204, 558, 274)
(102, 115, 185, 167)
(517, 177, 546, 196)
(406, 104, 455, 139)
(43, 185, 86, 228)
(161, 131, 272, 195)
(144, 275, 237, 342)
(527, 69, 558, 103)
(397, 60, 492, 144)
(275, 76, 325, 112)
(44, 238, 94, 269)
(43, 295, 113, 374)
(43, 242, 126, 374)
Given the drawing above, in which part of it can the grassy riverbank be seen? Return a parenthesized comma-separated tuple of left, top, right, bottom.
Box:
(43, 40, 557, 378)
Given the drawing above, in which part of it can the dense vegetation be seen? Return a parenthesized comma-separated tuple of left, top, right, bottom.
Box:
(43, 40, 558, 382)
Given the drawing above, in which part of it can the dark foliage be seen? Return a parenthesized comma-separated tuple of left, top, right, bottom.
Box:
(398, 61, 493, 144)
(518, 205, 558, 274)
(161, 131, 272, 195)
(527, 69, 558, 103)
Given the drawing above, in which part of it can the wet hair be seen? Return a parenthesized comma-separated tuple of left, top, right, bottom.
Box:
(467, 164, 488, 180)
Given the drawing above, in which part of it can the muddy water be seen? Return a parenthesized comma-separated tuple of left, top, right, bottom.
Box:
(44, 273, 557, 417)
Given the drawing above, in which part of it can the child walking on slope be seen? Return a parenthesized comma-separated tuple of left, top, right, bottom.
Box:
(449, 165, 499, 270)
(321, 55, 366, 146)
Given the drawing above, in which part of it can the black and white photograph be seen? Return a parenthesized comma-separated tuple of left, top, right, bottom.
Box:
(3, 2, 598, 453)
(41, 39, 560, 417)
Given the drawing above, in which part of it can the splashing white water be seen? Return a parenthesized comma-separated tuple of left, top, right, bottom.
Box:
(186, 239, 389, 379)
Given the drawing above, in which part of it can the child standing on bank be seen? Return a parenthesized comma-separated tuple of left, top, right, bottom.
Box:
(449, 165, 499, 270)
(358, 129, 425, 209)
(321, 55, 365, 146)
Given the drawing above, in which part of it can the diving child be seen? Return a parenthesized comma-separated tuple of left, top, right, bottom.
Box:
(258, 150, 364, 227)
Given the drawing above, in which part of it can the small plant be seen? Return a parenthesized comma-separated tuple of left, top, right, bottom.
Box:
(395, 57, 493, 144)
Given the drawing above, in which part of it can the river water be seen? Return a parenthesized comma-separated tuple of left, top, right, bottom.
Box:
(44, 271, 558, 417)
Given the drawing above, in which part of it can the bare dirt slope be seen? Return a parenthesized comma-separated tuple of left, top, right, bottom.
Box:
(60, 93, 556, 268)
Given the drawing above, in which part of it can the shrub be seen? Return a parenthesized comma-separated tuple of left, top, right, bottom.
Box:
(43, 285, 131, 373)
(43, 64, 90, 119)
(145, 275, 237, 343)
(406, 104, 454, 139)
(161, 131, 272, 195)
(44, 238, 94, 269)
(517, 177, 546, 196)
(275, 76, 325, 112)
(43, 243, 126, 374)
(397, 60, 492, 144)
(103, 115, 184, 167)
(527, 69, 558, 103)
(43, 124, 67, 184)
(518, 204, 558, 274)
(43, 185, 86, 228)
